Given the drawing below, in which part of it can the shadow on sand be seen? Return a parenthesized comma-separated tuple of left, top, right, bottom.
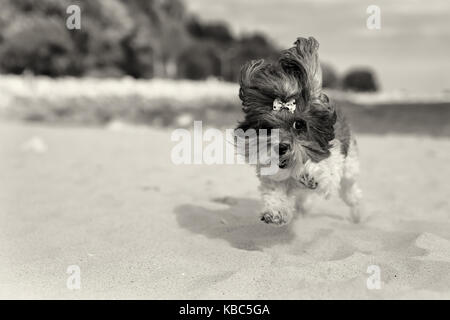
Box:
(174, 197, 296, 251)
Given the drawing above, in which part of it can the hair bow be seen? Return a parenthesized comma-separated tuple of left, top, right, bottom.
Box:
(273, 98, 296, 113)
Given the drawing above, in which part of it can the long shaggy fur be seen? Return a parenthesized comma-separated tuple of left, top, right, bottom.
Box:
(235, 36, 363, 225)
(237, 37, 339, 162)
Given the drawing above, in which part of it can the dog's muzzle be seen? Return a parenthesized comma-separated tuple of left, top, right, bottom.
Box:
(276, 142, 291, 168)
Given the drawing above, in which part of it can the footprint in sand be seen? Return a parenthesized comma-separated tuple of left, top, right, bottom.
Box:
(413, 233, 450, 262)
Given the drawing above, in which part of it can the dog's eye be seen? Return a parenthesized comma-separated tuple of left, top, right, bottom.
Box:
(293, 120, 307, 131)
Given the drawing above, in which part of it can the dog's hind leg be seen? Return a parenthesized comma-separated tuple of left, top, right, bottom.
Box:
(340, 178, 362, 223)
(339, 140, 362, 223)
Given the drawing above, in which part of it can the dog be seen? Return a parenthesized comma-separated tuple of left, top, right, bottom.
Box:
(235, 36, 362, 225)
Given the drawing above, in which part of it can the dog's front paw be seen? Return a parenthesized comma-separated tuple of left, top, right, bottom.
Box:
(260, 208, 292, 226)
(299, 172, 318, 189)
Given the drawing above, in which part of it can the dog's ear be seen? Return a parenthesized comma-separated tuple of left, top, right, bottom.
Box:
(279, 37, 323, 103)
(238, 59, 274, 113)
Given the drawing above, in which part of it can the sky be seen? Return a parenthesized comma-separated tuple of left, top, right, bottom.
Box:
(185, 0, 450, 92)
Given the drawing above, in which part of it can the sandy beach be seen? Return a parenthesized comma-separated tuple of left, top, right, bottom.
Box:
(0, 121, 449, 299)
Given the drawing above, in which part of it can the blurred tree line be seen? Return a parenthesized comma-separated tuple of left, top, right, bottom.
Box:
(0, 0, 378, 91)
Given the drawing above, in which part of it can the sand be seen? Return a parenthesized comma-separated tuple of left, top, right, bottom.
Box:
(0, 121, 449, 299)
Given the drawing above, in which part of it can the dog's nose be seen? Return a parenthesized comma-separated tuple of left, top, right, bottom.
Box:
(277, 143, 291, 156)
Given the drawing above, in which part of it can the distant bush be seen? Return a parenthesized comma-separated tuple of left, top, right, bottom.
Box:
(222, 34, 279, 82)
(177, 42, 221, 80)
(0, 16, 77, 76)
(321, 63, 339, 89)
(0, 0, 190, 78)
(0, 0, 135, 77)
(186, 17, 233, 44)
(0, 0, 282, 81)
(0, 0, 378, 88)
(342, 68, 379, 92)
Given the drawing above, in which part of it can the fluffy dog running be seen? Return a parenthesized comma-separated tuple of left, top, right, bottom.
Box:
(235, 36, 362, 225)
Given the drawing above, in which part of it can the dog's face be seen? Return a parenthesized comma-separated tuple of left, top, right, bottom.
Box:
(236, 37, 337, 169)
